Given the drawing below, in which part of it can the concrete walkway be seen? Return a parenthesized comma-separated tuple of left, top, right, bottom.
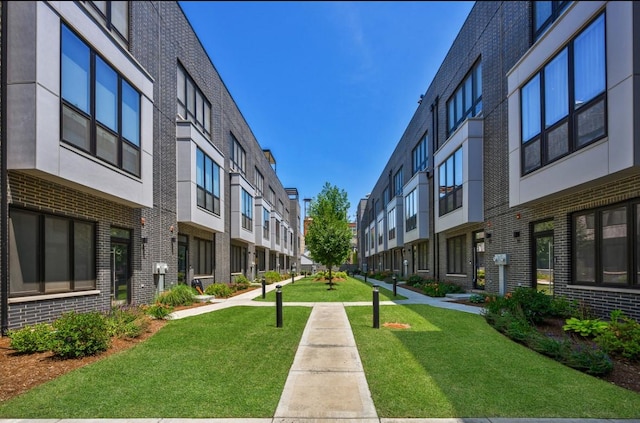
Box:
(1, 278, 638, 423)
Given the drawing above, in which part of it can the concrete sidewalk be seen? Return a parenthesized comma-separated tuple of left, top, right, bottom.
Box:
(273, 303, 378, 421)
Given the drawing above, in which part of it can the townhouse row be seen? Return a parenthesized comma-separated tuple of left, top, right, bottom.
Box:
(358, 1, 640, 320)
(0, 1, 301, 331)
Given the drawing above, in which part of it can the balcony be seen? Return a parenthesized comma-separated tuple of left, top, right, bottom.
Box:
(6, 1, 154, 208)
(434, 118, 484, 233)
(176, 122, 225, 233)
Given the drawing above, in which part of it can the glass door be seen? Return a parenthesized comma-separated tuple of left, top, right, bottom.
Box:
(473, 231, 485, 289)
(532, 220, 554, 295)
(110, 228, 131, 305)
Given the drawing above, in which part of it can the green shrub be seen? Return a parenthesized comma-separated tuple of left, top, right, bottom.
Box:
(143, 302, 174, 319)
(156, 284, 197, 307)
(406, 274, 425, 287)
(469, 294, 486, 304)
(204, 282, 233, 298)
(594, 310, 640, 362)
(510, 287, 552, 324)
(51, 311, 110, 358)
(549, 296, 578, 319)
(334, 271, 347, 279)
(105, 306, 149, 339)
(264, 271, 281, 284)
(563, 317, 608, 338)
(421, 281, 464, 297)
(484, 306, 613, 376)
(7, 323, 54, 353)
(233, 274, 250, 284)
(230, 280, 250, 292)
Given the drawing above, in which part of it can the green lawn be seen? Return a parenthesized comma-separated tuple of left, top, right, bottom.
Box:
(346, 304, 640, 418)
(255, 276, 406, 302)
(3, 284, 640, 419)
(0, 306, 312, 418)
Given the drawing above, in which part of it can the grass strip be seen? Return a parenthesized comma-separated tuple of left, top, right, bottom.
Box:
(346, 304, 640, 418)
(0, 306, 311, 418)
(255, 276, 406, 302)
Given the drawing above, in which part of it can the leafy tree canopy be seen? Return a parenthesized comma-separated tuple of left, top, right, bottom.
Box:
(305, 183, 351, 287)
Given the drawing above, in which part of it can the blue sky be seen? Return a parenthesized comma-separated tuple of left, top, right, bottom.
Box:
(179, 1, 475, 220)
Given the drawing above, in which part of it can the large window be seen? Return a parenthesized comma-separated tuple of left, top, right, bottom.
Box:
(388, 208, 396, 240)
(195, 237, 213, 275)
(405, 189, 417, 231)
(417, 242, 428, 271)
(87, 1, 129, 44)
(242, 189, 253, 231)
(521, 13, 606, 175)
(383, 186, 389, 207)
(377, 217, 384, 245)
(254, 168, 264, 197)
(438, 148, 463, 216)
(196, 147, 221, 215)
(263, 208, 270, 240)
(275, 219, 281, 244)
(177, 63, 211, 137)
(61, 25, 141, 176)
(268, 187, 275, 206)
(9, 208, 95, 296)
(412, 133, 428, 174)
(231, 134, 246, 174)
(394, 167, 403, 196)
(447, 235, 466, 274)
(573, 200, 640, 288)
(534, 1, 570, 40)
(447, 61, 482, 136)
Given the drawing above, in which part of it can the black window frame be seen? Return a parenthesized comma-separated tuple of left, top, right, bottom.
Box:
(194, 237, 213, 275)
(572, 199, 640, 288)
(86, 1, 129, 45)
(438, 147, 463, 216)
(447, 234, 466, 275)
(196, 147, 221, 216)
(231, 133, 246, 175)
(241, 188, 253, 231)
(177, 62, 211, 138)
(412, 133, 429, 175)
(60, 23, 141, 177)
(446, 60, 482, 137)
(521, 12, 607, 176)
(387, 208, 396, 241)
(394, 167, 404, 196)
(533, 1, 571, 41)
(405, 188, 417, 232)
(9, 207, 96, 297)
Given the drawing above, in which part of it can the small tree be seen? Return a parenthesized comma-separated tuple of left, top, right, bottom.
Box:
(305, 183, 352, 290)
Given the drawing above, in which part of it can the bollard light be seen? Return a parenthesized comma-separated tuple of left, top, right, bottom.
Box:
(372, 284, 380, 329)
(392, 275, 397, 297)
(276, 284, 283, 328)
(261, 277, 266, 299)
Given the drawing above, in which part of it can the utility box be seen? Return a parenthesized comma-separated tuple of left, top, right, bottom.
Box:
(493, 254, 508, 266)
(153, 262, 168, 274)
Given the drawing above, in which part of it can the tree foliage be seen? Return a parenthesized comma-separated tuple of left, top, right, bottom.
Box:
(306, 183, 351, 289)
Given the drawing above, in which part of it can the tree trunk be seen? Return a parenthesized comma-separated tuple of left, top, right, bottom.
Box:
(328, 267, 334, 290)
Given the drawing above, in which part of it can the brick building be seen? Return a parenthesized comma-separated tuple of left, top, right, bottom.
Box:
(358, 1, 640, 320)
(0, 1, 300, 331)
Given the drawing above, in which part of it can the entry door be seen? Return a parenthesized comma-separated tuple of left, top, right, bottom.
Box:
(111, 241, 130, 304)
(473, 231, 485, 290)
(532, 220, 554, 295)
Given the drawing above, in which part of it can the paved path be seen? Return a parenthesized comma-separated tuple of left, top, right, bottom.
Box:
(2, 277, 637, 423)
